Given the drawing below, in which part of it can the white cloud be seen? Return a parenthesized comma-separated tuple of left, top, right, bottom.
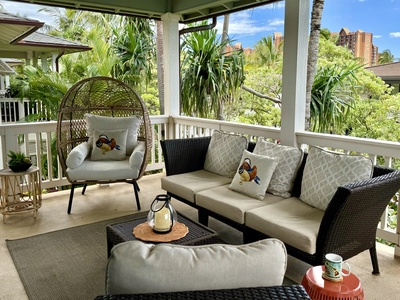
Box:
(374, 35, 382, 39)
(269, 18, 284, 26)
(216, 11, 283, 35)
(390, 32, 400, 38)
(1, 2, 54, 25)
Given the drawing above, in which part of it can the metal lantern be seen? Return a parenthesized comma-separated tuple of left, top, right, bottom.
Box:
(147, 194, 178, 233)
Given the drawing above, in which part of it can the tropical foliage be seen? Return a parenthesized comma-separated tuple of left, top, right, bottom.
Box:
(310, 62, 361, 133)
(379, 49, 395, 64)
(6, 7, 400, 142)
(180, 25, 245, 119)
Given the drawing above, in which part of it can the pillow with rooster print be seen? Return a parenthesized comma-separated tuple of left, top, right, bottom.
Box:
(85, 114, 140, 155)
(90, 129, 128, 161)
(229, 150, 279, 200)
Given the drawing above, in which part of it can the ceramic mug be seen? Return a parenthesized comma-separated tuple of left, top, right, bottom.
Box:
(323, 253, 351, 281)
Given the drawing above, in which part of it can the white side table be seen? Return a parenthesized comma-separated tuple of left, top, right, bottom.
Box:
(0, 167, 42, 223)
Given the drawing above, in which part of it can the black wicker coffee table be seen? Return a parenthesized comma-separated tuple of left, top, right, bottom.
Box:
(106, 211, 219, 256)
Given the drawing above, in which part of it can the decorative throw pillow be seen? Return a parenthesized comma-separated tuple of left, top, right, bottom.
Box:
(253, 138, 303, 198)
(85, 113, 140, 155)
(300, 146, 373, 211)
(90, 129, 128, 161)
(204, 131, 248, 178)
(229, 150, 278, 200)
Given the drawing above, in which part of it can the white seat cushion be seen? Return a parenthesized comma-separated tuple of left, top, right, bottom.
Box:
(196, 185, 284, 224)
(67, 158, 140, 181)
(161, 170, 232, 204)
(106, 239, 287, 295)
(246, 197, 324, 254)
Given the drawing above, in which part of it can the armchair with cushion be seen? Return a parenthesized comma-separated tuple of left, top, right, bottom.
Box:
(56, 76, 152, 214)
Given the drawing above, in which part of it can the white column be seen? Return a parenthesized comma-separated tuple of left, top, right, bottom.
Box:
(161, 13, 181, 139)
(51, 53, 58, 71)
(0, 75, 4, 91)
(5, 75, 10, 88)
(279, 0, 310, 146)
(41, 55, 48, 72)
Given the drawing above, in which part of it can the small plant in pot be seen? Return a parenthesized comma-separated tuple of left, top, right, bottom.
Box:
(7, 150, 32, 172)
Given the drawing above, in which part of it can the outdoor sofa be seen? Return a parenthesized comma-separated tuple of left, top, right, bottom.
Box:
(160, 132, 400, 275)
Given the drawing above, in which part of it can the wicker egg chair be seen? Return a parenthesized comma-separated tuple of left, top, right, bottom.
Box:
(56, 76, 152, 214)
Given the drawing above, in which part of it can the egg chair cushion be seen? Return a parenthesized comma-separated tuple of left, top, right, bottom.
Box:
(67, 143, 146, 181)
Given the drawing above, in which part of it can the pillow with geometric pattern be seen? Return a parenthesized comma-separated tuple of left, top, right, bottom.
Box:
(300, 146, 373, 211)
(253, 138, 303, 198)
(204, 131, 248, 178)
(90, 129, 128, 161)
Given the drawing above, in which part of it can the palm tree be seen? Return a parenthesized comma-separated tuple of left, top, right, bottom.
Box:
(253, 36, 283, 67)
(180, 26, 244, 120)
(306, 0, 325, 131)
(38, 7, 90, 42)
(379, 50, 395, 64)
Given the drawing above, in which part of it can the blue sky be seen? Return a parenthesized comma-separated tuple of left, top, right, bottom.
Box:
(2, 0, 400, 59)
(215, 0, 400, 59)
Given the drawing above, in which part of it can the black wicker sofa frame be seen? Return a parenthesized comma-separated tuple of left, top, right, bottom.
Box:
(160, 136, 400, 275)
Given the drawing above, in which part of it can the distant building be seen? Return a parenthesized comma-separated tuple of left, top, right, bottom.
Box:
(273, 32, 283, 50)
(335, 28, 378, 67)
(225, 42, 253, 56)
(366, 62, 400, 94)
(273, 29, 379, 67)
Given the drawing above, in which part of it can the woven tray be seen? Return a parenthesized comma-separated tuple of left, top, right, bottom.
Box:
(132, 222, 189, 242)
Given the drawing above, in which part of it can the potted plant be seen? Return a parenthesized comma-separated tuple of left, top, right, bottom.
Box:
(7, 150, 32, 172)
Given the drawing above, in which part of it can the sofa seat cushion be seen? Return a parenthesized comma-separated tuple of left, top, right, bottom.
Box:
(246, 198, 324, 254)
(196, 185, 284, 224)
(106, 239, 287, 295)
(67, 158, 139, 181)
(161, 170, 232, 204)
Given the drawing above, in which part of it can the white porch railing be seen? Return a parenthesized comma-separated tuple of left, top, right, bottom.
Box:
(0, 116, 169, 189)
(0, 98, 38, 123)
(1, 115, 399, 256)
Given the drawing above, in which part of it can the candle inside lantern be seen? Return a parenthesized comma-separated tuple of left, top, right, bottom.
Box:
(154, 206, 172, 232)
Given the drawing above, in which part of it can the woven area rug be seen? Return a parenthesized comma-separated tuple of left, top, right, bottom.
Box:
(6, 211, 295, 300)
(6, 214, 136, 300)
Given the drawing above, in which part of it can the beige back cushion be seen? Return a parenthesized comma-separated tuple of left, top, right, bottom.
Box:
(106, 239, 287, 295)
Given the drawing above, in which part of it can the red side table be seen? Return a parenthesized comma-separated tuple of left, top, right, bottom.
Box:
(301, 266, 364, 300)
